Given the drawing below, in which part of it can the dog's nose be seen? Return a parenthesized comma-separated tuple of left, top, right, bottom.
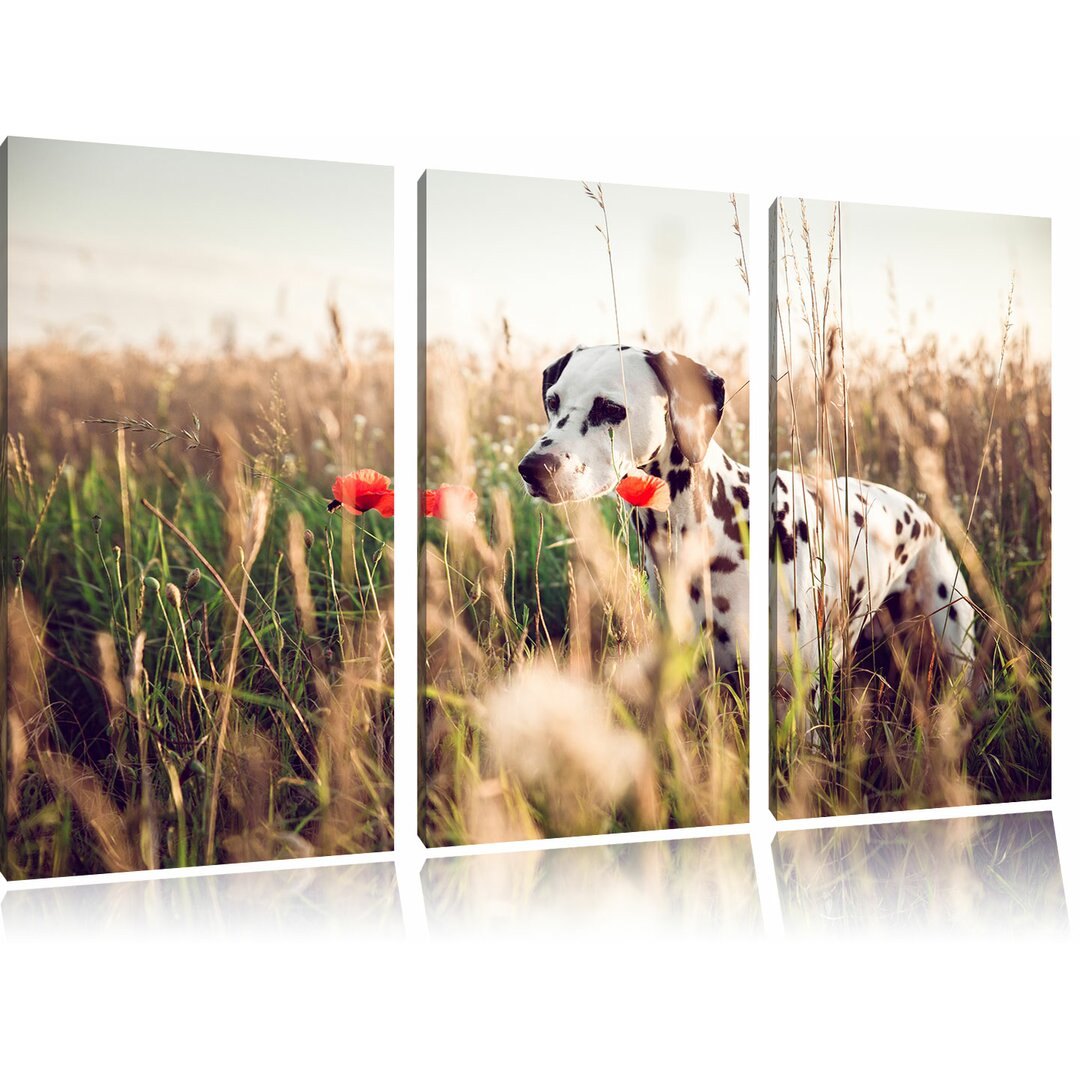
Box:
(518, 451, 560, 491)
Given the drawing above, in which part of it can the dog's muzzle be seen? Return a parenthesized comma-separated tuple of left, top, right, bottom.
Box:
(518, 451, 561, 498)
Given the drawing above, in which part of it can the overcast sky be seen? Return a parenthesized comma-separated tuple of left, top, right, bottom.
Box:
(776, 197, 1050, 364)
(6, 137, 393, 354)
(424, 170, 750, 362)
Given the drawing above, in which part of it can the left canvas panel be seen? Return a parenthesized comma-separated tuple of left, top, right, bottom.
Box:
(2, 138, 394, 879)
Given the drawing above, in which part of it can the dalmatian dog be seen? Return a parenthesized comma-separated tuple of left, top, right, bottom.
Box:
(516, 344, 977, 740)
(517, 344, 749, 676)
(771, 468, 977, 739)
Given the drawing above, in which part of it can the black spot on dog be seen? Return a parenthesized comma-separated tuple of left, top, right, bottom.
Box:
(556, 415, 570, 429)
(732, 485, 749, 509)
(774, 475, 788, 493)
(910, 521, 921, 540)
(903, 510, 911, 524)
(541, 352, 572, 413)
(895, 543, 905, 558)
(776, 505, 788, 522)
(796, 519, 809, 543)
(586, 396, 628, 428)
(714, 594, 730, 613)
(539, 437, 553, 447)
(900, 553, 908, 565)
(937, 582, 948, 599)
(723, 456, 733, 471)
(896, 519, 903, 535)
(770, 521, 794, 564)
(948, 606, 958, 621)
(711, 555, 739, 574)
(689, 582, 702, 604)
(855, 492, 866, 505)
(709, 472, 743, 546)
(669, 443, 684, 466)
(853, 511, 865, 528)
(715, 627, 731, 646)
(737, 468, 750, 484)
(855, 577, 864, 593)
(668, 468, 692, 497)
(640, 508, 658, 542)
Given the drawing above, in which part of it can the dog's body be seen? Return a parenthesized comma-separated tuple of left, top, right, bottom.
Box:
(771, 470, 976, 730)
(518, 345, 975, 726)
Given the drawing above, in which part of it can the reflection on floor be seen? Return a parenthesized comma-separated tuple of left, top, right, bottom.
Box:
(774, 811, 1066, 936)
(423, 834, 761, 937)
(1, 860, 401, 940)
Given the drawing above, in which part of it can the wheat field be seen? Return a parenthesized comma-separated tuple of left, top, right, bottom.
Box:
(3, 323, 394, 878)
(771, 199, 1051, 818)
(420, 333, 751, 844)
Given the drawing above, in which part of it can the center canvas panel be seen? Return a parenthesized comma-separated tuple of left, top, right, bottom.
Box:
(420, 170, 750, 845)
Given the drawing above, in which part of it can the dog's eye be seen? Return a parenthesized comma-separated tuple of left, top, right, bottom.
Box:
(586, 396, 628, 427)
(546, 393, 560, 415)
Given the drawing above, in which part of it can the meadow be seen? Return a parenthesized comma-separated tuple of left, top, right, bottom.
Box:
(3, 322, 394, 878)
(421, 331, 751, 845)
(771, 200, 1051, 818)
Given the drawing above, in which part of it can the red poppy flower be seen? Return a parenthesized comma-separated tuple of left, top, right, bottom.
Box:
(425, 484, 478, 525)
(615, 471, 671, 511)
(328, 469, 395, 517)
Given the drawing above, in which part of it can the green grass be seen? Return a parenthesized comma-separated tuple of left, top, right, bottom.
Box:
(4, 362, 394, 879)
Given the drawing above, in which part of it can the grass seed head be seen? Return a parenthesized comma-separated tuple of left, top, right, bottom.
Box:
(484, 662, 654, 836)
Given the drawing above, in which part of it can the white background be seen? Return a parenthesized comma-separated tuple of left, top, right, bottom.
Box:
(2, 3, 1076, 1074)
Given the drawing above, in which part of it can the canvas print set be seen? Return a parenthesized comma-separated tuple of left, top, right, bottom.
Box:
(1, 139, 1051, 881)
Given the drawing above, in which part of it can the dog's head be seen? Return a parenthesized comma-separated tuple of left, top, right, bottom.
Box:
(517, 344, 725, 504)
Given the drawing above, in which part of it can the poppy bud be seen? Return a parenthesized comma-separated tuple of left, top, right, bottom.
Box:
(144, 575, 160, 593)
(91, 514, 102, 534)
(189, 619, 202, 638)
(165, 583, 183, 610)
(303, 529, 314, 550)
(185, 568, 201, 590)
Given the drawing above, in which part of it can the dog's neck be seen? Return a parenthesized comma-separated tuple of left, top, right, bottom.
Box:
(635, 434, 746, 564)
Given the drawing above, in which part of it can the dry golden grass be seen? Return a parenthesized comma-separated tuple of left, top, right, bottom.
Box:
(771, 199, 1051, 818)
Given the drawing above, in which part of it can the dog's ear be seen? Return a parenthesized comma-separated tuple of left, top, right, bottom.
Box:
(644, 349, 725, 464)
(541, 350, 574, 416)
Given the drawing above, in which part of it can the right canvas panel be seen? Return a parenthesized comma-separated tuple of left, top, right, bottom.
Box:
(769, 198, 1051, 818)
